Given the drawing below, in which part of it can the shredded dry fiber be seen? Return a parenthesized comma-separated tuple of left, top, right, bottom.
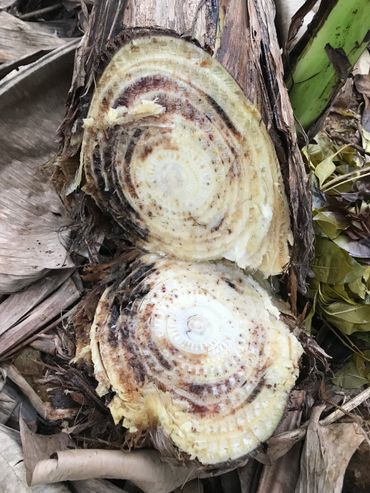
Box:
(80, 34, 292, 276)
(91, 256, 303, 465)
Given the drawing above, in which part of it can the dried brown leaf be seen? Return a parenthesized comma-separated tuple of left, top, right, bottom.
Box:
(295, 407, 365, 493)
(0, 423, 71, 493)
(362, 96, 370, 132)
(29, 448, 201, 493)
(354, 73, 370, 99)
(219, 470, 240, 492)
(20, 417, 73, 486)
(354, 73, 370, 132)
(257, 442, 302, 492)
(238, 460, 258, 493)
(30, 334, 62, 355)
(344, 441, 370, 493)
(0, 0, 16, 9)
(0, 41, 78, 294)
(243, 389, 305, 465)
(0, 269, 73, 335)
(71, 479, 129, 493)
(236, 390, 306, 491)
(4, 365, 76, 421)
(0, 367, 38, 428)
(0, 388, 17, 425)
(281, 0, 318, 49)
(0, 12, 68, 79)
(0, 276, 81, 359)
(0, 368, 17, 424)
(176, 479, 204, 493)
(353, 50, 370, 77)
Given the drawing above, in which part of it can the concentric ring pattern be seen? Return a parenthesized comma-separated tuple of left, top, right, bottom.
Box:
(81, 35, 292, 276)
(91, 256, 303, 465)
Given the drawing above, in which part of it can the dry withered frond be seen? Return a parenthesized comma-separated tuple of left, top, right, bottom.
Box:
(0, 42, 78, 293)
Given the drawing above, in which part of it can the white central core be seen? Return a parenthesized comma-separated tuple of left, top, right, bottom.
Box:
(149, 290, 239, 356)
(131, 120, 220, 215)
(187, 314, 209, 337)
(158, 162, 186, 191)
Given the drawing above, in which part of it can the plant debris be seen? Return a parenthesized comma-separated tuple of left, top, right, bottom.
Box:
(0, 11, 68, 78)
(0, 42, 78, 293)
(304, 60, 370, 389)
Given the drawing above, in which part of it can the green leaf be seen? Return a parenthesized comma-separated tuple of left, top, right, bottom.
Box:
(333, 358, 369, 389)
(322, 302, 370, 334)
(338, 146, 358, 166)
(302, 144, 324, 168)
(315, 133, 338, 159)
(314, 156, 336, 187)
(352, 332, 370, 345)
(361, 127, 370, 154)
(324, 302, 370, 323)
(348, 277, 369, 300)
(354, 351, 370, 381)
(313, 211, 348, 239)
(319, 283, 356, 305)
(312, 238, 364, 284)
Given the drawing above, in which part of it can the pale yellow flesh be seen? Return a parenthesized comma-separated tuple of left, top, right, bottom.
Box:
(81, 36, 292, 277)
(91, 257, 303, 465)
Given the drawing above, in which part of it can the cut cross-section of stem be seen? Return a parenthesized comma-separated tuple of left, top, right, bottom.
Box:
(90, 255, 303, 465)
(81, 34, 292, 276)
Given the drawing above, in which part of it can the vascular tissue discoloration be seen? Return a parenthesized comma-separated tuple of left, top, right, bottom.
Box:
(90, 255, 303, 465)
(81, 34, 292, 277)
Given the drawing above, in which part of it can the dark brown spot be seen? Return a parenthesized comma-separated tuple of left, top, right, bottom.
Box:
(211, 215, 225, 232)
(148, 341, 172, 370)
(140, 145, 153, 160)
(125, 128, 143, 166)
(119, 128, 144, 202)
(132, 360, 146, 384)
(142, 303, 154, 322)
(225, 279, 237, 290)
(92, 136, 149, 241)
(245, 378, 265, 404)
(100, 89, 114, 112)
(187, 383, 205, 396)
(205, 95, 240, 137)
(92, 148, 107, 191)
(113, 75, 179, 108)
